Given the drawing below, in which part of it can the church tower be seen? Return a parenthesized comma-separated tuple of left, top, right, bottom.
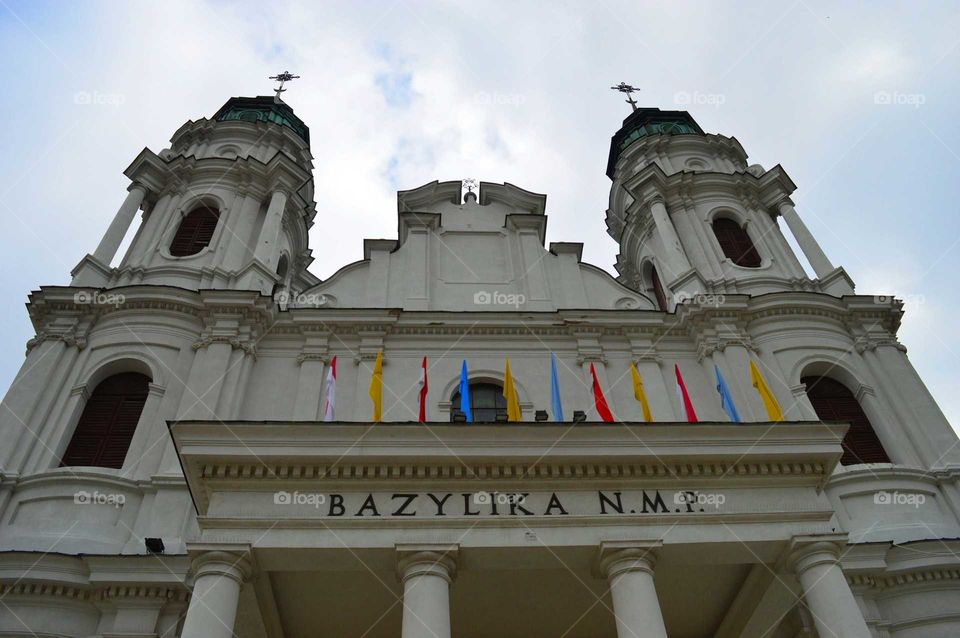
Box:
(605, 106, 855, 310)
(71, 95, 317, 296)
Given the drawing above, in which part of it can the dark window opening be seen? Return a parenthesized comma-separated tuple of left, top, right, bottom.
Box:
(170, 207, 219, 257)
(713, 217, 762, 268)
(803, 376, 890, 465)
(651, 266, 668, 311)
(451, 382, 507, 423)
(60, 372, 150, 469)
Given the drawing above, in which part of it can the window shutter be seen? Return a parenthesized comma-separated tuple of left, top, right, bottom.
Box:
(61, 372, 150, 469)
(713, 218, 762, 268)
(170, 207, 220, 257)
(802, 376, 890, 465)
(651, 266, 668, 311)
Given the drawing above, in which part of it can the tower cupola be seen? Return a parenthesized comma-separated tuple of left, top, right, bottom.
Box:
(605, 104, 854, 310)
(71, 93, 318, 296)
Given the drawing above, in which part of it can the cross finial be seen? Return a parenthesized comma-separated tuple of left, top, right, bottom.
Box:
(610, 82, 640, 112)
(269, 71, 300, 100)
(462, 178, 478, 203)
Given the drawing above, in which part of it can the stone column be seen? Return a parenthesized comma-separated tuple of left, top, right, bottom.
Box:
(252, 189, 288, 269)
(787, 538, 870, 638)
(648, 197, 690, 281)
(293, 353, 327, 420)
(777, 199, 834, 278)
(397, 545, 458, 638)
(181, 550, 252, 638)
(599, 542, 668, 638)
(93, 183, 149, 264)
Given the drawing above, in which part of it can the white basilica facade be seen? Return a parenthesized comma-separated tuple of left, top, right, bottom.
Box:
(1, 94, 959, 638)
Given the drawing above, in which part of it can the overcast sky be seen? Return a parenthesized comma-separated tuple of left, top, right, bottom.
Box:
(1, 0, 958, 429)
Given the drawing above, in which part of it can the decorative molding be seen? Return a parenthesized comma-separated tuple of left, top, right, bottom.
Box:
(0, 583, 189, 603)
(847, 568, 960, 590)
(192, 335, 257, 358)
(197, 459, 828, 483)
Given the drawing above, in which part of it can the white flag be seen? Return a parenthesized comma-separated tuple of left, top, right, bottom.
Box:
(322, 356, 337, 422)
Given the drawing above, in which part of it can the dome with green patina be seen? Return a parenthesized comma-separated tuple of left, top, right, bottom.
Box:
(212, 96, 310, 145)
(606, 107, 704, 178)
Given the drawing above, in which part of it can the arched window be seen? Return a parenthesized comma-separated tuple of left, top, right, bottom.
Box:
(170, 206, 219, 256)
(802, 376, 890, 465)
(60, 372, 150, 469)
(713, 218, 761, 268)
(451, 382, 507, 423)
(276, 254, 289, 278)
(650, 265, 668, 311)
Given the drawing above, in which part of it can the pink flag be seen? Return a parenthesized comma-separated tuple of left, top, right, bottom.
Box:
(418, 356, 429, 423)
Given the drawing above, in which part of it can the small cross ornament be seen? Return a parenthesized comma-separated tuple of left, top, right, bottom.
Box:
(610, 82, 640, 112)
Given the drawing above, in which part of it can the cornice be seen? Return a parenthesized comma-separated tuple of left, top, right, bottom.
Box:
(0, 582, 189, 602)
(847, 568, 960, 590)
(196, 458, 828, 483)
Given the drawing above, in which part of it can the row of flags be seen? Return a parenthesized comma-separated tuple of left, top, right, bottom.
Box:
(320, 353, 785, 424)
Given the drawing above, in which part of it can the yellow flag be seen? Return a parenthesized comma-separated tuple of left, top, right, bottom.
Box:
(750, 360, 783, 421)
(503, 358, 521, 422)
(369, 351, 383, 422)
(630, 362, 653, 422)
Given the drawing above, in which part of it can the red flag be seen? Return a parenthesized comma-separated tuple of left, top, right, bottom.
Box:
(589, 363, 615, 422)
(674, 364, 698, 423)
(418, 356, 428, 423)
(322, 356, 337, 422)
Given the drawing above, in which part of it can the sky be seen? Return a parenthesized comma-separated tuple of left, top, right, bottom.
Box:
(0, 0, 958, 430)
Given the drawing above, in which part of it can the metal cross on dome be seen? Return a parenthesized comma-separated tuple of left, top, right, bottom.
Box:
(610, 82, 640, 112)
(269, 71, 300, 99)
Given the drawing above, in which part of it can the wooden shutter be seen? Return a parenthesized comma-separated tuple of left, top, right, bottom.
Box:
(802, 376, 890, 465)
(713, 218, 762, 268)
(651, 266, 668, 311)
(60, 372, 150, 469)
(170, 207, 219, 256)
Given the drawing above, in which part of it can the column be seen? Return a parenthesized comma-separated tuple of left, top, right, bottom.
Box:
(293, 354, 327, 420)
(787, 539, 870, 638)
(397, 545, 457, 638)
(252, 189, 288, 268)
(777, 199, 834, 278)
(648, 197, 690, 281)
(181, 550, 252, 638)
(599, 542, 668, 638)
(93, 183, 149, 264)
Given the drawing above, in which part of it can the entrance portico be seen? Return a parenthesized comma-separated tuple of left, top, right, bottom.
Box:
(171, 421, 869, 637)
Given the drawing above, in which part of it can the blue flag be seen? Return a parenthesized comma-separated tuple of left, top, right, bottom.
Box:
(459, 359, 472, 422)
(550, 353, 564, 422)
(715, 365, 741, 423)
